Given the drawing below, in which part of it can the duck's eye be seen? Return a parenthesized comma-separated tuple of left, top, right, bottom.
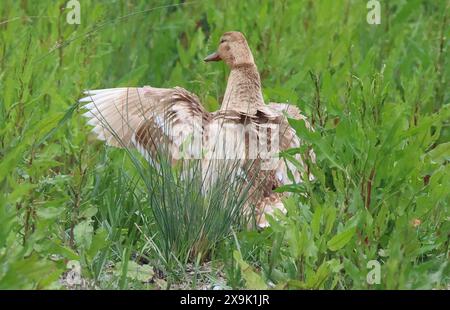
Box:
(220, 39, 226, 44)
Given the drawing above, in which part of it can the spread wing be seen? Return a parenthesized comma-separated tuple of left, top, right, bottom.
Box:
(80, 89, 315, 228)
(268, 102, 313, 130)
(80, 86, 211, 162)
(267, 102, 316, 185)
(251, 103, 315, 228)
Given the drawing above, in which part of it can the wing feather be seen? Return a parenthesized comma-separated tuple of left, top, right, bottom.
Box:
(80, 86, 211, 161)
(267, 102, 315, 185)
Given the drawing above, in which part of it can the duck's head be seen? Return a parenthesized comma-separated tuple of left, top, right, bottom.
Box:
(204, 31, 255, 68)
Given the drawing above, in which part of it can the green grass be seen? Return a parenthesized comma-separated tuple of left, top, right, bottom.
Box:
(0, 0, 448, 289)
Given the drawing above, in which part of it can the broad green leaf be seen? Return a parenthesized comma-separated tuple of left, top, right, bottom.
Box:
(327, 227, 356, 251)
(87, 228, 108, 260)
(73, 220, 94, 250)
(115, 261, 154, 283)
(36, 206, 64, 220)
(427, 142, 450, 164)
(80, 206, 98, 219)
(233, 251, 267, 290)
(311, 206, 323, 237)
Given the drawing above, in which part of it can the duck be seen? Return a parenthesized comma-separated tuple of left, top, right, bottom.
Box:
(80, 31, 314, 228)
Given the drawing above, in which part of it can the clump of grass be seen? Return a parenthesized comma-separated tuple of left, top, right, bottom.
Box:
(133, 154, 257, 269)
(88, 100, 264, 274)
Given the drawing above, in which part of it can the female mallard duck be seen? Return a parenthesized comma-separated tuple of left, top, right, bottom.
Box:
(80, 31, 314, 227)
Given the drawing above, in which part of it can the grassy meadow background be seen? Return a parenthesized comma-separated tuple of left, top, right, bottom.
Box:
(0, 0, 449, 289)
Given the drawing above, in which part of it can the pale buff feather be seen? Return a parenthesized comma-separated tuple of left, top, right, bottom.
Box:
(79, 31, 315, 228)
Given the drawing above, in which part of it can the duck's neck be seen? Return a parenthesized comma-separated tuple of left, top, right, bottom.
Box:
(221, 63, 264, 114)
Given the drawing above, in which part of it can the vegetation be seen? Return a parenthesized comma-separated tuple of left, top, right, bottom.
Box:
(0, 0, 448, 289)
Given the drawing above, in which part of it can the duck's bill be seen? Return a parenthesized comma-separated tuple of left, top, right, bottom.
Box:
(204, 52, 221, 62)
